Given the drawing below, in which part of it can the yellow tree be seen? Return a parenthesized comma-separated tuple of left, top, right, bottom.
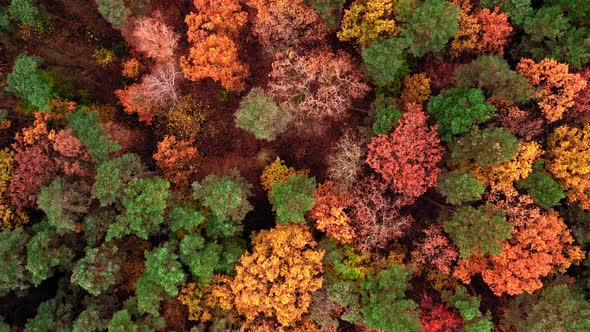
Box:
(231, 224, 324, 327)
(337, 0, 398, 47)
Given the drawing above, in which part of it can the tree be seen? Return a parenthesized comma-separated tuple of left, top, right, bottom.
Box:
(454, 55, 535, 105)
(361, 37, 408, 86)
(411, 225, 458, 275)
(106, 177, 170, 240)
(250, 0, 326, 54)
(130, 14, 179, 63)
(92, 153, 144, 206)
(96, 0, 130, 29)
(180, 34, 248, 93)
(517, 57, 587, 122)
(192, 171, 253, 222)
(0, 149, 28, 228)
(268, 173, 316, 224)
(443, 204, 512, 259)
(372, 97, 402, 135)
(326, 132, 364, 191)
(546, 124, 590, 210)
(235, 87, 292, 141)
(185, 0, 247, 40)
(0, 227, 30, 295)
(517, 161, 566, 209)
(5, 53, 51, 111)
(399, 73, 431, 106)
(427, 88, 496, 142)
(37, 177, 87, 234)
(442, 286, 493, 332)
(9, 0, 40, 26)
(337, 0, 398, 47)
(51, 129, 94, 178)
(71, 243, 123, 296)
(437, 170, 485, 205)
(260, 157, 302, 192)
(361, 265, 421, 332)
(305, 0, 346, 29)
(310, 181, 355, 244)
(475, 7, 513, 54)
(449, 127, 520, 168)
(419, 292, 463, 332)
(153, 135, 200, 189)
(66, 108, 120, 162)
(367, 104, 444, 199)
(231, 224, 324, 327)
(26, 225, 74, 285)
(269, 49, 369, 129)
(401, 0, 460, 57)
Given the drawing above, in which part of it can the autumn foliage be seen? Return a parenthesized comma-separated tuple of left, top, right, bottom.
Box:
(153, 136, 200, 189)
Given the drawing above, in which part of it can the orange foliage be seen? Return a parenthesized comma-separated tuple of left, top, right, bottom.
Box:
(547, 124, 590, 210)
(122, 58, 141, 79)
(517, 58, 587, 122)
(231, 224, 324, 327)
(179, 276, 234, 322)
(399, 73, 431, 106)
(181, 0, 249, 92)
(0, 149, 28, 228)
(310, 181, 355, 244)
(471, 141, 542, 197)
(475, 7, 512, 54)
(451, 11, 480, 57)
(153, 135, 200, 189)
(455, 195, 584, 296)
(260, 157, 305, 192)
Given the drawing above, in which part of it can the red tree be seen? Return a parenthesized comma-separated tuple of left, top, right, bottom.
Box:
(411, 225, 459, 275)
(367, 103, 444, 200)
(51, 129, 93, 178)
(475, 7, 512, 54)
(130, 13, 180, 63)
(419, 292, 463, 332)
(153, 136, 200, 189)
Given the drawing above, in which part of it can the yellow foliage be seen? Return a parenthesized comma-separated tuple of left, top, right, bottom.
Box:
(178, 275, 234, 322)
(260, 157, 305, 192)
(231, 224, 324, 327)
(337, 0, 399, 47)
(399, 73, 431, 106)
(451, 11, 480, 57)
(471, 141, 542, 197)
(0, 149, 28, 228)
(547, 125, 590, 210)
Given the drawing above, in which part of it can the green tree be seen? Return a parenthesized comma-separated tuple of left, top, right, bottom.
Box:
(9, 0, 40, 26)
(479, 0, 532, 25)
(67, 109, 120, 162)
(361, 265, 421, 332)
(306, 0, 346, 29)
(26, 224, 74, 285)
(372, 96, 402, 135)
(438, 170, 485, 205)
(106, 177, 170, 240)
(71, 244, 122, 296)
(235, 87, 292, 141)
(449, 128, 520, 168)
(443, 204, 513, 259)
(92, 153, 144, 206)
(37, 177, 76, 234)
(517, 161, 566, 209)
(5, 53, 51, 111)
(454, 55, 535, 105)
(361, 37, 408, 86)
(167, 206, 205, 233)
(108, 310, 138, 332)
(268, 173, 316, 224)
(442, 286, 493, 332)
(401, 0, 460, 57)
(0, 227, 30, 295)
(427, 88, 496, 142)
(24, 298, 73, 332)
(96, 0, 130, 29)
(192, 171, 252, 222)
(73, 305, 107, 332)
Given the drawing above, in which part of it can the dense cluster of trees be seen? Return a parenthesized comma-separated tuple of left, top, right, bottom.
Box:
(0, 0, 590, 331)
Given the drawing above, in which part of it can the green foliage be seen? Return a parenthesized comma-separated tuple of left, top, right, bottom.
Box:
(0, 319, 8, 332)
(40, 68, 90, 103)
(0, 227, 30, 295)
(306, 0, 346, 28)
(361, 265, 421, 332)
(192, 171, 252, 222)
(565, 205, 590, 246)
(372, 96, 402, 135)
(9, 0, 40, 26)
(67, 109, 120, 162)
(136, 242, 185, 315)
(443, 204, 512, 259)
(24, 292, 74, 332)
(449, 128, 520, 168)
(108, 310, 137, 332)
(71, 244, 121, 296)
(180, 234, 220, 281)
(517, 161, 566, 209)
(73, 305, 106, 332)
(401, 0, 460, 57)
(0, 8, 11, 31)
(454, 55, 535, 105)
(106, 177, 170, 240)
(326, 281, 362, 323)
(438, 170, 485, 205)
(92, 153, 144, 206)
(362, 38, 408, 86)
(479, 0, 532, 25)
(235, 87, 291, 141)
(545, 0, 590, 24)
(523, 6, 569, 42)
(443, 286, 493, 332)
(37, 177, 76, 234)
(5, 53, 51, 111)
(83, 207, 116, 247)
(26, 225, 74, 285)
(503, 280, 590, 331)
(268, 173, 316, 224)
(96, 0, 130, 29)
(427, 88, 496, 142)
(167, 206, 205, 233)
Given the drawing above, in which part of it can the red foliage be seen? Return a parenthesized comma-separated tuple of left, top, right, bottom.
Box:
(310, 181, 355, 244)
(411, 225, 459, 275)
(421, 59, 458, 95)
(103, 121, 146, 156)
(475, 7, 512, 54)
(349, 176, 414, 252)
(367, 104, 444, 200)
(153, 135, 200, 189)
(569, 68, 590, 124)
(419, 292, 463, 332)
(10, 145, 56, 209)
(51, 129, 93, 178)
